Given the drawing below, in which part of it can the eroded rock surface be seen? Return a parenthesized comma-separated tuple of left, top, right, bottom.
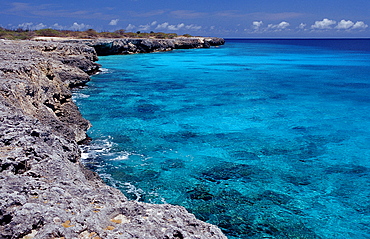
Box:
(0, 40, 226, 239)
(53, 37, 225, 55)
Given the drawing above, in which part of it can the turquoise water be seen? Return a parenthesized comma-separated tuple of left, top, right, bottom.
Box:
(74, 39, 370, 238)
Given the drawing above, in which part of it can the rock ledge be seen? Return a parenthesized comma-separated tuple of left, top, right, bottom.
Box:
(37, 37, 225, 55)
(0, 40, 226, 239)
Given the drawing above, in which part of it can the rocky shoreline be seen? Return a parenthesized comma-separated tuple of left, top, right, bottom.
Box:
(36, 37, 225, 55)
(0, 39, 226, 238)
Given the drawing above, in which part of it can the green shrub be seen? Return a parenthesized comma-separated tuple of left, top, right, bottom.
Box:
(35, 29, 62, 37)
(0, 28, 190, 40)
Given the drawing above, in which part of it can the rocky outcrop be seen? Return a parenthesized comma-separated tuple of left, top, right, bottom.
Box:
(55, 37, 225, 55)
(0, 40, 226, 239)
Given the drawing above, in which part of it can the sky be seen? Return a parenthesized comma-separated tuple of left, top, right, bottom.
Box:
(1, 0, 369, 38)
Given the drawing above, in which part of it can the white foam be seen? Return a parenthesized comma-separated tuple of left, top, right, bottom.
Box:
(81, 152, 90, 160)
(96, 68, 110, 74)
(112, 153, 130, 161)
(72, 92, 90, 100)
(124, 182, 144, 201)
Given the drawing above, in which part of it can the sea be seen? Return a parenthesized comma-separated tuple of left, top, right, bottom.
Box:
(73, 39, 370, 239)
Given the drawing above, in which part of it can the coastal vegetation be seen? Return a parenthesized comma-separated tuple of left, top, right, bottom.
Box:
(0, 27, 191, 40)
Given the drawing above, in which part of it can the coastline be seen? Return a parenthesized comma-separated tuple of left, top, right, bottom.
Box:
(0, 38, 226, 238)
(35, 37, 225, 55)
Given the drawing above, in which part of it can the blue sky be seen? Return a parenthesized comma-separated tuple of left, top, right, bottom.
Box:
(1, 0, 369, 37)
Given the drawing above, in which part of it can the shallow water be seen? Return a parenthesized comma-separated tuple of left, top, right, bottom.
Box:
(74, 39, 370, 238)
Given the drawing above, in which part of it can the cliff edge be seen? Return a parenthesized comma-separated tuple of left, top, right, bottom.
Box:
(0, 40, 226, 239)
(35, 37, 225, 55)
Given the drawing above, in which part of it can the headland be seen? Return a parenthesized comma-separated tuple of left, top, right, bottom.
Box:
(0, 38, 225, 238)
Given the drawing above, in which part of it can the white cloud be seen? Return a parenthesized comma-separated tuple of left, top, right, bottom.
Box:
(154, 22, 202, 31)
(70, 22, 90, 31)
(335, 20, 354, 29)
(298, 23, 307, 29)
(311, 18, 336, 29)
(268, 21, 290, 30)
(34, 23, 47, 30)
(17, 22, 46, 30)
(126, 24, 136, 31)
(252, 21, 263, 30)
(52, 23, 64, 30)
(138, 24, 150, 31)
(125, 21, 202, 32)
(168, 23, 185, 31)
(156, 22, 169, 30)
(185, 24, 202, 30)
(109, 19, 119, 26)
(18, 22, 33, 29)
(352, 21, 368, 29)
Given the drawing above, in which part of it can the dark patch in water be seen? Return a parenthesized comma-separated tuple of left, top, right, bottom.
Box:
(292, 126, 308, 132)
(269, 93, 287, 100)
(298, 142, 323, 159)
(326, 82, 370, 89)
(285, 175, 312, 186)
(256, 190, 292, 205)
(187, 185, 214, 201)
(163, 131, 198, 143)
(136, 104, 160, 113)
(260, 147, 290, 156)
(112, 134, 132, 144)
(155, 81, 186, 91)
(200, 162, 255, 181)
(325, 164, 369, 175)
(160, 158, 185, 170)
(232, 151, 260, 160)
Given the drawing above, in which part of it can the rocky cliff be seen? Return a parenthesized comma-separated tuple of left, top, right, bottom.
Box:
(0, 40, 226, 239)
(40, 37, 225, 55)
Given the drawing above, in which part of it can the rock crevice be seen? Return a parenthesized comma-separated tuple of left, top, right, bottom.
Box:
(0, 40, 226, 239)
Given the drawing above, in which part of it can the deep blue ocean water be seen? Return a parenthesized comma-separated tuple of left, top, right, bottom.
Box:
(74, 39, 370, 239)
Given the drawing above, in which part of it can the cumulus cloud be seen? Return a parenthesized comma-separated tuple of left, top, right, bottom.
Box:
(268, 21, 290, 30)
(309, 19, 368, 31)
(126, 24, 136, 31)
(17, 22, 33, 29)
(168, 23, 185, 31)
(298, 23, 307, 29)
(154, 22, 202, 31)
(34, 23, 47, 30)
(17, 22, 46, 30)
(121, 20, 203, 33)
(138, 24, 151, 31)
(250, 20, 290, 32)
(252, 21, 263, 30)
(335, 20, 354, 29)
(185, 24, 202, 30)
(155, 22, 169, 30)
(52, 23, 65, 30)
(311, 18, 336, 29)
(352, 21, 368, 29)
(109, 19, 119, 26)
(70, 22, 90, 31)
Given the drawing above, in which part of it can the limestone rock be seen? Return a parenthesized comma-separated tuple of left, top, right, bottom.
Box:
(53, 37, 225, 55)
(0, 40, 226, 239)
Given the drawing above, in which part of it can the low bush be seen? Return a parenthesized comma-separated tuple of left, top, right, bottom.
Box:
(0, 28, 193, 40)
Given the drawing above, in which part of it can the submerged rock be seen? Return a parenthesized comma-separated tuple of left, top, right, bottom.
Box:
(0, 40, 226, 238)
